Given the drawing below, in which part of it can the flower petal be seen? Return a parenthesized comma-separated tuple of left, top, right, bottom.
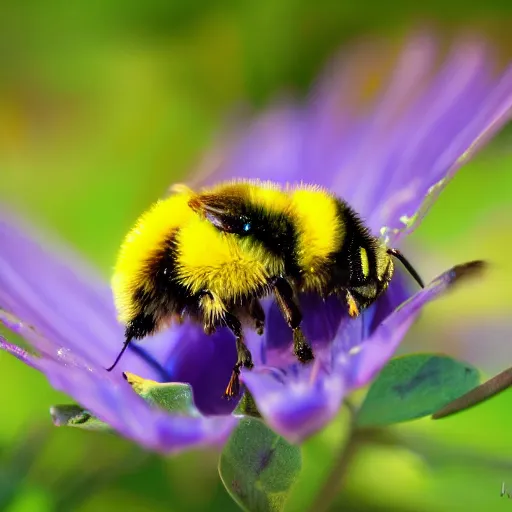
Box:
(342, 261, 486, 389)
(1, 338, 236, 453)
(0, 210, 119, 364)
(241, 362, 345, 443)
(162, 323, 238, 416)
(0, 335, 40, 370)
(0, 308, 57, 358)
(364, 266, 417, 337)
(329, 33, 439, 211)
(328, 270, 415, 362)
(373, 56, 512, 244)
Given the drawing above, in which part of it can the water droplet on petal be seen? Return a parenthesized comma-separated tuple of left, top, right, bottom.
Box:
(55, 347, 94, 372)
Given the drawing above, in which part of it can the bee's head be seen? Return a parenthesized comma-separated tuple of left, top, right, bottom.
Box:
(189, 182, 295, 266)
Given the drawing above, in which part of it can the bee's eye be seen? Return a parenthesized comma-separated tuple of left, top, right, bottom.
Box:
(203, 212, 253, 236)
(234, 215, 253, 236)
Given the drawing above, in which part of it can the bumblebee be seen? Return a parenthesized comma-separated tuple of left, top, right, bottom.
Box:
(108, 180, 423, 397)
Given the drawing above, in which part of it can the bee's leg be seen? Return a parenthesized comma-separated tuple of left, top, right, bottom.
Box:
(231, 298, 265, 335)
(248, 297, 265, 335)
(203, 324, 216, 335)
(223, 312, 253, 399)
(272, 277, 314, 363)
(106, 311, 157, 372)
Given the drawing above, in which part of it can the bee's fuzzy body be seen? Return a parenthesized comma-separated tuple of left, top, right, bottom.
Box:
(112, 180, 394, 344)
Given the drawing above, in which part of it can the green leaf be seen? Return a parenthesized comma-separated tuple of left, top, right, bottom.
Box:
(50, 405, 113, 432)
(123, 372, 198, 416)
(356, 354, 480, 428)
(219, 418, 302, 512)
(50, 373, 198, 431)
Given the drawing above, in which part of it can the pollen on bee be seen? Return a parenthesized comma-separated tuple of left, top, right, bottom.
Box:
(347, 293, 360, 317)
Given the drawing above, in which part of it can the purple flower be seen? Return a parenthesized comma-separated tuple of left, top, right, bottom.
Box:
(1, 34, 511, 452)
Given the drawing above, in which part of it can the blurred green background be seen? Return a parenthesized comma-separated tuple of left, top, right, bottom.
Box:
(1, 1, 512, 511)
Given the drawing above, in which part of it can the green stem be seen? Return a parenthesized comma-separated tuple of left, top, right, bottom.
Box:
(308, 402, 358, 512)
(433, 366, 512, 419)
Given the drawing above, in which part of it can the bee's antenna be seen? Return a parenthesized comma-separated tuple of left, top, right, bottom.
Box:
(387, 248, 424, 289)
(106, 337, 132, 372)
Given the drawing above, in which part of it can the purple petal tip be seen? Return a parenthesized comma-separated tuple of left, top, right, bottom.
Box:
(448, 259, 487, 284)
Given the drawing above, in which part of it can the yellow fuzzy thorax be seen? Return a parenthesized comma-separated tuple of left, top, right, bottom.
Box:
(175, 214, 281, 300)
